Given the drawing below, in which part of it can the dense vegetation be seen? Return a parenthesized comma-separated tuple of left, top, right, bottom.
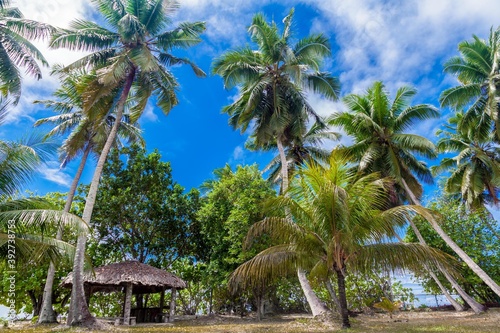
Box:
(1, 0, 500, 330)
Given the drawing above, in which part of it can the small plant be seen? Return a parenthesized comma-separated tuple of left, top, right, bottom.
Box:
(373, 297, 402, 319)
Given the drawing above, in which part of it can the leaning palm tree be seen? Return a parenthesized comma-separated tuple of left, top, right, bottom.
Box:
(230, 152, 456, 329)
(48, 0, 205, 326)
(440, 27, 500, 140)
(0, 0, 53, 103)
(247, 120, 340, 190)
(0, 99, 88, 266)
(330, 81, 491, 312)
(213, 8, 339, 317)
(33, 68, 144, 323)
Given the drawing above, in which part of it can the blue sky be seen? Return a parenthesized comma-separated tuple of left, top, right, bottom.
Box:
(3, 0, 500, 197)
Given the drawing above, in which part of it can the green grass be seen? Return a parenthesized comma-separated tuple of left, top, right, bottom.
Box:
(5, 310, 500, 333)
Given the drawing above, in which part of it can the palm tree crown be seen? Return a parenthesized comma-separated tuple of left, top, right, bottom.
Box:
(433, 111, 500, 209)
(440, 28, 500, 140)
(0, 0, 52, 103)
(213, 8, 339, 147)
(330, 81, 439, 203)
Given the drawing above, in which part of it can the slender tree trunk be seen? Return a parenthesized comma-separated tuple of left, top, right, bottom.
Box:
(325, 278, 341, 312)
(276, 137, 288, 194)
(395, 227, 465, 312)
(39, 144, 92, 324)
(67, 69, 136, 327)
(335, 269, 350, 329)
(401, 179, 496, 307)
(297, 269, 329, 317)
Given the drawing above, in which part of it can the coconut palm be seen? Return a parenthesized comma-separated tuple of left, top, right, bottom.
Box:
(213, 8, 340, 192)
(33, 68, 144, 323)
(440, 27, 500, 140)
(247, 119, 340, 190)
(213, 8, 339, 317)
(0, 99, 88, 265)
(330, 81, 491, 312)
(0, 0, 53, 103)
(230, 152, 456, 328)
(49, 0, 205, 326)
(433, 111, 500, 210)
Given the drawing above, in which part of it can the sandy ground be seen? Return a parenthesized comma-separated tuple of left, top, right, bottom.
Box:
(4, 308, 500, 332)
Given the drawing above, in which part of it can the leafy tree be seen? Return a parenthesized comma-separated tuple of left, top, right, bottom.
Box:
(0, 0, 53, 103)
(49, 0, 206, 326)
(406, 196, 500, 305)
(75, 145, 200, 267)
(231, 153, 455, 328)
(197, 164, 275, 315)
(330, 81, 487, 312)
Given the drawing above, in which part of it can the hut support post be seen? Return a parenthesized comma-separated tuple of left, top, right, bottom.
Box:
(169, 288, 176, 323)
(159, 287, 166, 322)
(123, 283, 133, 325)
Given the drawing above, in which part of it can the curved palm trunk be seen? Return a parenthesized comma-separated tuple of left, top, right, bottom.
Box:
(297, 269, 329, 316)
(39, 144, 92, 324)
(278, 135, 329, 317)
(395, 227, 465, 312)
(402, 179, 493, 309)
(67, 69, 136, 327)
(335, 269, 350, 329)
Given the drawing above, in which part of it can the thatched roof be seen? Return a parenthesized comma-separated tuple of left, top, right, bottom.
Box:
(61, 260, 186, 294)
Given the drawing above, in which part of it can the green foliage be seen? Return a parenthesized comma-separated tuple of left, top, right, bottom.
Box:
(196, 164, 275, 312)
(373, 297, 402, 318)
(75, 144, 200, 267)
(405, 195, 500, 303)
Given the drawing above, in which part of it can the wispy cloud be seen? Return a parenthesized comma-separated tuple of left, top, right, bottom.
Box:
(38, 161, 72, 187)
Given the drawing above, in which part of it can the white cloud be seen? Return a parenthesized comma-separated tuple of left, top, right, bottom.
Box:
(232, 145, 245, 161)
(141, 104, 159, 123)
(38, 162, 72, 187)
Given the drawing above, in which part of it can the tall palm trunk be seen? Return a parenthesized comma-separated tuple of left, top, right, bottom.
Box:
(277, 135, 329, 317)
(67, 69, 136, 327)
(402, 179, 494, 309)
(39, 144, 92, 323)
(335, 269, 350, 329)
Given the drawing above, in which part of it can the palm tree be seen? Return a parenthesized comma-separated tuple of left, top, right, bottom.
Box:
(0, 0, 53, 103)
(213, 8, 339, 317)
(213, 8, 340, 192)
(330, 81, 490, 312)
(49, 0, 205, 326)
(230, 152, 456, 328)
(440, 27, 500, 140)
(247, 120, 340, 190)
(0, 98, 88, 266)
(33, 69, 144, 323)
(433, 111, 500, 210)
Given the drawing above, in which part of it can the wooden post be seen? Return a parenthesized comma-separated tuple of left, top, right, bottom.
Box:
(169, 288, 176, 323)
(123, 283, 133, 326)
(159, 287, 166, 322)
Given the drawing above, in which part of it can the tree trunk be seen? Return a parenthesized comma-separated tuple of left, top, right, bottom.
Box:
(39, 144, 92, 324)
(401, 179, 494, 309)
(67, 69, 136, 327)
(297, 269, 329, 317)
(395, 228, 465, 312)
(276, 137, 289, 194)
(325, 278, 341, 312)
(278, 135, 328, 317)
(335, 269, 350, 329)
(28, 291, 42, 317)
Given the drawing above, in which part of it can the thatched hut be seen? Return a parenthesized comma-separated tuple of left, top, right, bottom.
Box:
(62, 261, 186, 325)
